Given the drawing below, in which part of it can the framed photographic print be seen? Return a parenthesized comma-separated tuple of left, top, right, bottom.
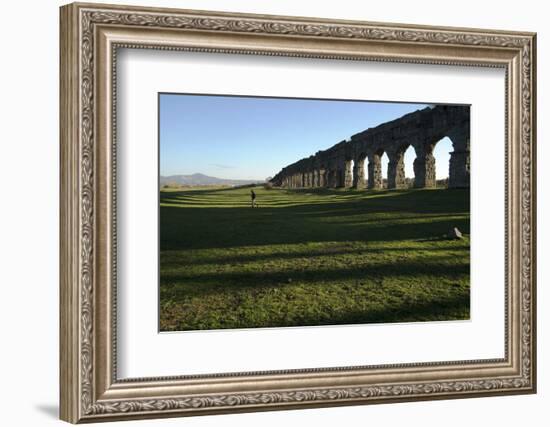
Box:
(60, 2, 537, 423)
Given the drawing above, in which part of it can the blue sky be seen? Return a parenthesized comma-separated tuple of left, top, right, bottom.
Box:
(159, 94, 454, 180)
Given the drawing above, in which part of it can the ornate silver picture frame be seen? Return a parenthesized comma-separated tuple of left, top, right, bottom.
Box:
(60, 2, 536, 423)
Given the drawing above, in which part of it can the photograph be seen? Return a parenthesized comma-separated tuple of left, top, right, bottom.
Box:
(158, 94, 471, 332)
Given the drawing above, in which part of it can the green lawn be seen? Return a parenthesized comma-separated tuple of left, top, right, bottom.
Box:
(159, 186, 470, 331)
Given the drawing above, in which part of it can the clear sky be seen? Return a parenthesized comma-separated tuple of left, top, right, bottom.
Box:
(159, 94, 454, 180)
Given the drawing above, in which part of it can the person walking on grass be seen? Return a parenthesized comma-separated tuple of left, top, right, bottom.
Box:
(250, 188, 257, 208)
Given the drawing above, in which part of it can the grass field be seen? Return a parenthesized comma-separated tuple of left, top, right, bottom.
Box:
(159, 186, 470, 331)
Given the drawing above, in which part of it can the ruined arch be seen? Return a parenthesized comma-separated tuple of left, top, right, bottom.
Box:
(412, 139, 437, 188)
(343, 156, 354, 188)
(446, 126, 470, 188)
(270, 105, 470, 191)
(403, 145, 416, 181)
(352, 152, 367, 189)
(387, 143, 410, 189)
(380, 151, 390, 189)
(367, 150, 384, 190)
(433, 137, 454, 186)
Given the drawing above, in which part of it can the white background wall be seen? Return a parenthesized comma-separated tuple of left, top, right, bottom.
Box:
(0, 0, 546, 426)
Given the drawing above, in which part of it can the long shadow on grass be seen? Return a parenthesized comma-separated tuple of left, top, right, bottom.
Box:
(161, 189, 469, 212)
(160, 258, 469, 297)
(160, 291, 470, 331)
(161, 244, 470, 268)
(160, 188, 470, 249)
(160, 208, 470, 250)
(274, 292, 470, 327)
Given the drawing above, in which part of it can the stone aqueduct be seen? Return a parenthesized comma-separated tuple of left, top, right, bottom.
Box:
(270, 105, 470, 190)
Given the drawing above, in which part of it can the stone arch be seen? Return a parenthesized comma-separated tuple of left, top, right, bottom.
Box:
(343, 156, 354, 188)
(367, 149, 384, 190)
(413, 133, 462, 188)
(327, 165, 337, 188)
(313, 168, 320, 187)
(380, 150, 390, 189)
(403, 145, 416, 185)
(446, 124, 470, 188)
(319, 164, 328, 188)
(337, 166, 345, 188)
(432, 137, 453, 187)
(270, 105, 470, 191)
(412, 139, 437, 188)
(353, 152, 367, 189)
(387, 143, 410, 189)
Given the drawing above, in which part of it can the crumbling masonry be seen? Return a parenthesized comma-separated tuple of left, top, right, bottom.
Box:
(270, 105, 470, 189)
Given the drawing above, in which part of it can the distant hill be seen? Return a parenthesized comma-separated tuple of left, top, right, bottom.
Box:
(160, 173, 260, 187)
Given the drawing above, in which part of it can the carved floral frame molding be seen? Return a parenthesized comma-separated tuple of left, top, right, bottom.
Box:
(60, 2, 536, 423)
